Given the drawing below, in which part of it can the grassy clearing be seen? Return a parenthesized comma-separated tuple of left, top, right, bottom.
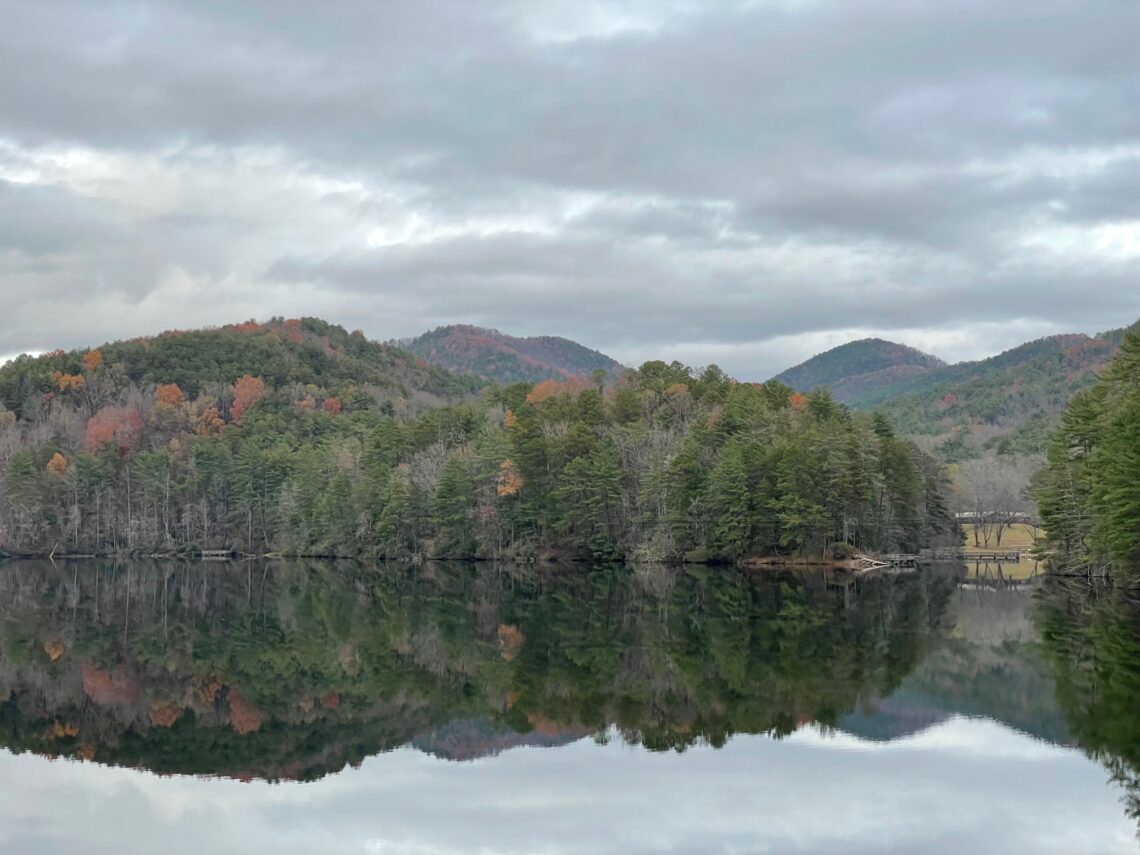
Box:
(962, 522, 1039, 550)
(961, 523, 1042, 580)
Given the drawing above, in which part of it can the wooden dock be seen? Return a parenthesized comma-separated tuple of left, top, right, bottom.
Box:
(862, 549, 1030, 569)
(930, 549, 1028, 562)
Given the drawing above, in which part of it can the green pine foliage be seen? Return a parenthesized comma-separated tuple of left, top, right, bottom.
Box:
(1033, 330, 1140, 573)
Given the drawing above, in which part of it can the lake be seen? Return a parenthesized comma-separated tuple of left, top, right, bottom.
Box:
(0, 559, 1136, 853)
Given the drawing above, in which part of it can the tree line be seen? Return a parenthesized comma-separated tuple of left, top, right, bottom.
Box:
(0, 320, 960, 562)
(1033, 329, 1140, 574)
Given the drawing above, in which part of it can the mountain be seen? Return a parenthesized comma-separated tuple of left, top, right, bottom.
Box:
(771, 338, 946, 403)
(773, 321, 1139, 454)
(400, 324, 624, 384)
(0, 316, 481, 420)
(853, 328, 1135, 454)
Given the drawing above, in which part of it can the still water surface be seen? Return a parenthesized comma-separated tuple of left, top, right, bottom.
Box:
(0, 560, 1135, 853)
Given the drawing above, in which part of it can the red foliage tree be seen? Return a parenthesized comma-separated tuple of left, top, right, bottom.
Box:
(85, 407, 144, 454)
(231, 375, 265, 423)
(283, 318, 304, 343)
(322, 397, 342, 415)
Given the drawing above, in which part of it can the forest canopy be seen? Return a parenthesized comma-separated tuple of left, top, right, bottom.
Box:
(0, 319, 959, 562)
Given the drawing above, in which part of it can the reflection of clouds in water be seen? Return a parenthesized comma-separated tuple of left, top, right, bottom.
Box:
(0, 718, 1132, 854)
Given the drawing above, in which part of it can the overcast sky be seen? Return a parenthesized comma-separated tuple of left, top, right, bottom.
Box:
(2, 0, 1138, 379)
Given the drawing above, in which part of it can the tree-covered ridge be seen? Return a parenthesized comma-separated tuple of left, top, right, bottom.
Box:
(773, 322, 1138, 456)
(0, 559, 959, 780)
(1032, 329, 1140, 573)
(772, 338, 945, 403)
(862, 331, 1131, 455)
(0, 331, 959, 559)
(0, 317, 480, 421)
(401, 324, 624, 385)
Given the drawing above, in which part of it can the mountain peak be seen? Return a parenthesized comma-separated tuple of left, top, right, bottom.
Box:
(772, 338, 945, 403)
(402, 325, 624, 384)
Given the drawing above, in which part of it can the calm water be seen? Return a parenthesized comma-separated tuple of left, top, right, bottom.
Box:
(0, 560, 1136, 853)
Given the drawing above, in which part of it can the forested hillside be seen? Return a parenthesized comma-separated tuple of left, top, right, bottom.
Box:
(401, 325, 623, 384)
(1033, 329, 1140, 574)
(0, 317, 479, 421)
(772, 338, 945, 403)
(0, 320, 958, 561)
(774, 323, 1138, 456)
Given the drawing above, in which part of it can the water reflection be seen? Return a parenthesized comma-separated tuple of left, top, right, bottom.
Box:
(1036, 575, 1140, 827)
(0, 560, 962, 778)
(0, 560, 1136, 852)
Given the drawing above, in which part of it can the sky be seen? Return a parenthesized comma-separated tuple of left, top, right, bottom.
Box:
(0, 720, 1135, 854)
(1, 0, 1138, 380)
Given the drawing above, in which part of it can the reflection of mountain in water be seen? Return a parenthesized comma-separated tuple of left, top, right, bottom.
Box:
(412, 718, 590, 761)
(0, 559, 1098, 784)
(841, 586, 1070, 745)
(0, 560, 968, 780)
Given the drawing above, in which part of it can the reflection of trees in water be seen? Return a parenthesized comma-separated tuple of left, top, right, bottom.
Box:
(0, 560, 961, 780)
(1036, 576, 1140, 832)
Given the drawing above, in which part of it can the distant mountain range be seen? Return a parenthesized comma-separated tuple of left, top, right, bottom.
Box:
(399, 325, 624, 385)
(771, 321, 1140, 453)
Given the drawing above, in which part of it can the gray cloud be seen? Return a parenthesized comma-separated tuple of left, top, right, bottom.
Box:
(0, 0, 1138, 377)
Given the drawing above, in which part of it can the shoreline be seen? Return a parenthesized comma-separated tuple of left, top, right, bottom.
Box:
(0, 549, 877, 570)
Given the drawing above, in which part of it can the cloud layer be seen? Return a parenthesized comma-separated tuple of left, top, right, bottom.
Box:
(2, 0, 1138, 377)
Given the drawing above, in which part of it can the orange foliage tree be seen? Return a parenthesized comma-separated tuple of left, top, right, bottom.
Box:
(525, 377, 590, 406)
(231, 375, 265, 423)
(83, 350, 104, 372)
(46, 452, 69, 478)
(497, 624, 526, 661)
(526, 379, 563, 405)
(322, 397, 342, 415)
(52, 371, 86, 392)
(497, 459, 524, 497)
(195, 404, 225, 436)
(85, 407, 144, 454)
(154, 383, 185, 405)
